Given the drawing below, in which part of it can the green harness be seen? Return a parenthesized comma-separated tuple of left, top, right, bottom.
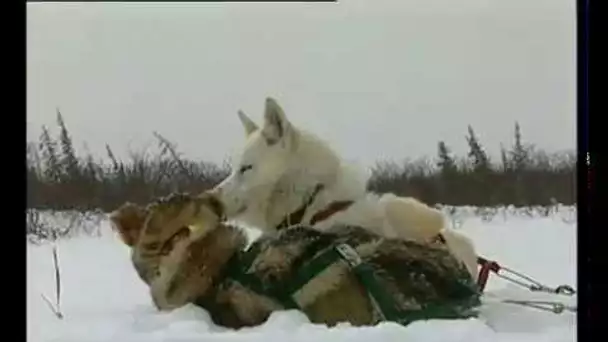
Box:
(218, 240, 480, 327)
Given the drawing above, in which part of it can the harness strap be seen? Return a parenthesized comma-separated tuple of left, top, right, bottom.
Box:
(192, 253, 300, 314)
(309, 200, 354, 226)
(225, 240, 396, 318)
(334, 243, 401, 322)
(224, 237, 335, 311)
(217, 252, 300, 309)
(275, 184, 324, 231)
(207, 239, 479, 326)
(335, 243, 480, 324)
(275, 184, 354, 231)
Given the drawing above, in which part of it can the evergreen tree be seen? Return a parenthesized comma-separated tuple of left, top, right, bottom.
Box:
(465, 126, 493, 205)
(56, 109, 80, 181)
(436, 141, 459, 204)
(465, 125, 490, 172)
(38, 126, 62, 183)
(509, 122, 531, 206)
(510, 121, 529, 171)
(500, 143, 510, 172)
(105, 144, 124, 177)
(437, 141, 457, 174)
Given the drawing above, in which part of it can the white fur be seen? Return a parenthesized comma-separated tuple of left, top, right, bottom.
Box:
(212, 97, 478, 278)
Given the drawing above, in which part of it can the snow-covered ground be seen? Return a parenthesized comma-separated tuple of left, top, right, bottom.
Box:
(26, 206, 577, 342)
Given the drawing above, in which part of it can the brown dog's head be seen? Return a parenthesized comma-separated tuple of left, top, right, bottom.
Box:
(108, 192, 226, 248)
(109, 202, 148, 247)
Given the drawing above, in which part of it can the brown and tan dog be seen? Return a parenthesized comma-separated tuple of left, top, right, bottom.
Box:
(110, 192, 481, 329)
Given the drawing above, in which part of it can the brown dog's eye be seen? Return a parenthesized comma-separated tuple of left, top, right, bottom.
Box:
(160, 227, 191, 255)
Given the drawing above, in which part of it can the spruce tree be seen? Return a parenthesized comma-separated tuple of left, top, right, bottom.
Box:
(465, 125, 490, 173)
(38, 126, 62, 183)
(56, 109, 80, 181)
(437, 141, 457, 174)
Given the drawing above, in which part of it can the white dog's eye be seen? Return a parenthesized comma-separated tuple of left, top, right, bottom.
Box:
(239, 164, 253, 174)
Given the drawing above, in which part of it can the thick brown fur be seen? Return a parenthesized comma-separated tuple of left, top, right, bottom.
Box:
(110, 192, 481, 329)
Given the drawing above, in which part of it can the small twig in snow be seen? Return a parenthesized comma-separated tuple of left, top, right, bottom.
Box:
(40, 245, 64, 319)
(40, 293, 63, 319)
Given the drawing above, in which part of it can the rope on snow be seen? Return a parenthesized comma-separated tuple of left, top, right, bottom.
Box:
(476, 256, 576, 314)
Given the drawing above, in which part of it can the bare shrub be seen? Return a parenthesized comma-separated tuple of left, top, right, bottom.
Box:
(26, 209, 105, 244)
(26, 114, 575, 233)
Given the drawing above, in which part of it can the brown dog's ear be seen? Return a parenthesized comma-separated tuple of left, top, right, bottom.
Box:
(109, 203, 147, 247)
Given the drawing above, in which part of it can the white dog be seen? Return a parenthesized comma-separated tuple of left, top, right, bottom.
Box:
(211, 97, 478, 278)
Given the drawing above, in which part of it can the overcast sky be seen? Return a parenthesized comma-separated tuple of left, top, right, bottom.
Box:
(27, 0, 576, 168)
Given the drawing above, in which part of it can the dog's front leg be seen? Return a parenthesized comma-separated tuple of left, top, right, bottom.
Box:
(149, 225, 241, 312)
(138, 192, 228, 311)
(149, 238, 201, 311)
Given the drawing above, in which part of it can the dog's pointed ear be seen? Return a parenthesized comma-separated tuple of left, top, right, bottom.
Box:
(237, 110, 259, 137)
(262, 97, 292, 145)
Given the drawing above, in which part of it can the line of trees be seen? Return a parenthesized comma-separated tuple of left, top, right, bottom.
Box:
(26, 111, 576, 212)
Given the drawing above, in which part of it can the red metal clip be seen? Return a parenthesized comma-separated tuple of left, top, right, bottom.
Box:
(477, 256, 500, 292)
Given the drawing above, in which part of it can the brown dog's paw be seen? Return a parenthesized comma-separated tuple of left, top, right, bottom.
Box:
(109, 202, 147, 247)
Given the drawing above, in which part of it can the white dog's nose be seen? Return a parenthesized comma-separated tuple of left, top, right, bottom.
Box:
(210, 175, 232, 197)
